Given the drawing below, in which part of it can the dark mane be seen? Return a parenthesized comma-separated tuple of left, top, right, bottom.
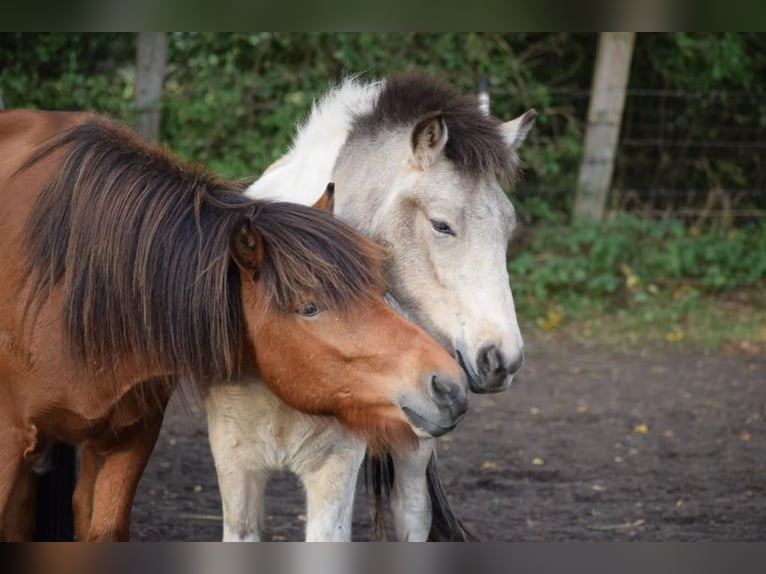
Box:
(350, 74, 519, 182)
(21, 115, 386, 382)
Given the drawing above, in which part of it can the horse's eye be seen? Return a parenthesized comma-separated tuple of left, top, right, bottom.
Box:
(297, 302, 319, 317)
(430, 219, 454, 236)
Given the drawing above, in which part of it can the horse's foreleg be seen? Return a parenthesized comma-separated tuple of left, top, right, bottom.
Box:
(83, 411, 164, 541)
(207, 394, 268, 542)
(301, 441, 365, 542)
(73, 443, 101, 541)
(389, 439, 435, 542)
(216, 464, 268, 542)
(0, 424, 36, 541)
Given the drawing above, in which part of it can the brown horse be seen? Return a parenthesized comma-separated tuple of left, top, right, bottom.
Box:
(0, 110, 467, 541)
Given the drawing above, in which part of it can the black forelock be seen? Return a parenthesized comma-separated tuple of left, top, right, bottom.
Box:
(350, 74, 519, 183)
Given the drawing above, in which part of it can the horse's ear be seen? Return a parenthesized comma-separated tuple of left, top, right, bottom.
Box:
(231, 219, 266, 275)
(411, 112, 448, 169)
(313, 182, 335, 213)
(501, 109, 537, 150)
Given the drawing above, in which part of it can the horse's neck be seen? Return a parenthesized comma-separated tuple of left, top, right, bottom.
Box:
(206, 379, 360, 470)
(246, 79, 382, 205)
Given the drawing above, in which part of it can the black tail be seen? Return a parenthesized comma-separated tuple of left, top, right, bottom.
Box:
(33, 443, 76, 541)
(364, 450, 478, 542)
(364, 451, 394, 541)
(424, 452, 478, 541)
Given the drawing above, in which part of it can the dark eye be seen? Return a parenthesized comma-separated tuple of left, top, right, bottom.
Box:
(297, 302, 319, 317)
(430, 219, 454, 236)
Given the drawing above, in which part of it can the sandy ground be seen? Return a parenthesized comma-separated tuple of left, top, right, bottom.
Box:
(131, 336, 766, 541)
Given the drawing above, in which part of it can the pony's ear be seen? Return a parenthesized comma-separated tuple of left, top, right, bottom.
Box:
(410, 112, 448, 169)
(231, 219, 266, 275)
(313, 182, 335, 213)
(500, 109, 537, 150)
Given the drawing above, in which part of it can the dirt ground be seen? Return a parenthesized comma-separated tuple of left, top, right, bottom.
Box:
(130, 335, 766, 541)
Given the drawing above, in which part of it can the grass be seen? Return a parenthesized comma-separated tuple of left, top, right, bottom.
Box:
(520, 287, 766, 353)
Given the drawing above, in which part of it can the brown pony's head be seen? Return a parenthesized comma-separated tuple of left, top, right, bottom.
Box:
(231, 199, 468, 447)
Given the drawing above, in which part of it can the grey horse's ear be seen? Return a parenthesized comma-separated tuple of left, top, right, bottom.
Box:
(410, 112, 448, 170)
(313, 182, 335, 213)
(501, 109, 537, 150)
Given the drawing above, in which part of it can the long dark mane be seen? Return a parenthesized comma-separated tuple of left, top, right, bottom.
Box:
(21, 115, 386, 382)
(350, 74, 519, 182)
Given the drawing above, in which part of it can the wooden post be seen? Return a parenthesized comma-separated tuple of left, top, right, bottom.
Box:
(574, 32, 636, 220)
(135, 32, 167, 142)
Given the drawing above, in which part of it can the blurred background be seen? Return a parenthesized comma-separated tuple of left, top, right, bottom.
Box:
(2, 32, 764, 350)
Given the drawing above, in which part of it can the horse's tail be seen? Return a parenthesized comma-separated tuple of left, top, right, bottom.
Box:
(364, 450, 478, 542)
(424, 452, 478, 541)
(365, 451, 394, 541)
(33, 442, 76, 541)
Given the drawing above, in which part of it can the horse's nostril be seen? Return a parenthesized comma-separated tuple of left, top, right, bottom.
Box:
(507, 349, 524, 376)
(429, 373, 468, 418)
(477, 344, 505, 377)
(431, 374, 454, 396)
(477, 347, 489, 375)
(477, 344, 524, 385)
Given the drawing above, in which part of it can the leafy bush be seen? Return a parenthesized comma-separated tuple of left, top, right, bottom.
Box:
(0, 33, 135, 118)
(1, 32, 594, 186)
(508, 215, 766, 322)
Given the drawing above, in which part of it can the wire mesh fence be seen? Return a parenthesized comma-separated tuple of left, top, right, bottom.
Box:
(613, 89, 766, 223)
(495, 85, 766, 224)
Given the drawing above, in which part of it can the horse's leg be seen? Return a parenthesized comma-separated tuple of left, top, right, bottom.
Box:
(301, 441, 366, 542)
(33, 443, 77, 541)
(72, 443, 101, 541)
(3, 469, 36, 541)
(215, 461, 269, 542)
(0, 424, 37, 540)
(206, 392, 268, 542)
(389, 439, 435, 542)
(83, 411, 164, 541)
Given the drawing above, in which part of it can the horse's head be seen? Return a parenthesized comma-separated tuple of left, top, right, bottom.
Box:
(333, 78, 536, 394)
(230, 201, 468, 445)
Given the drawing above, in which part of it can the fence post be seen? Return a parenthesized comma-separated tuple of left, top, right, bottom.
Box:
(574, 32, 635, 220)
(135, 32, 167, 142)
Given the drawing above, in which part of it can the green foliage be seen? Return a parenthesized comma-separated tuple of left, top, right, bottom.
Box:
(508, 216, 766, 324)
(0, 33, 135, 118)
(0, 32, 594, 184)
(3, 32, 763, 201)
(635, 33, 762, 91)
